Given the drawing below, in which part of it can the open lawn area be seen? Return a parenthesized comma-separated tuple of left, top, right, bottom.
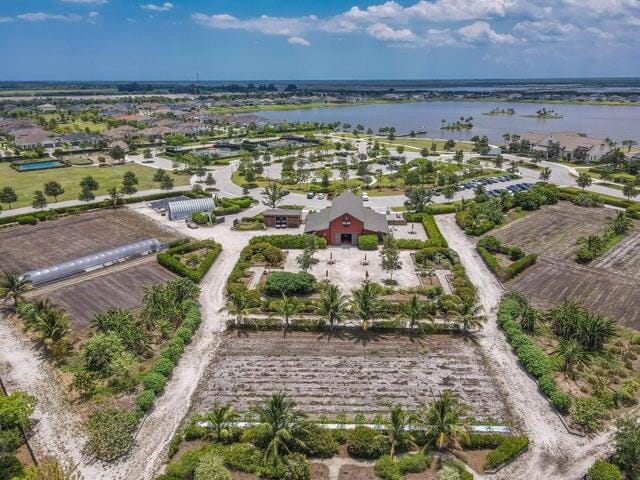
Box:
(0, 162, 189, 209)
(333, 133, 476, 152)
(191, 330, 509, 421)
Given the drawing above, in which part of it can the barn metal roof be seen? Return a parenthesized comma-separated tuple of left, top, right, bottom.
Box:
(167, 197, 215, 220)
(23, 238, 162, 285)
(304, 191, 388, 234)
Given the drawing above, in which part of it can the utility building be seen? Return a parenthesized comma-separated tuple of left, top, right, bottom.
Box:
(167, 197, 215, 221)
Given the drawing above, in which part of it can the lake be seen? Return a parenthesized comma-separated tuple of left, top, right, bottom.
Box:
(259, 101, 640, 144)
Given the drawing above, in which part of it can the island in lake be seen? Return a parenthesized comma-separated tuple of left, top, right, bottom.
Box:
(441, 116, 474, 130)
(483, 107, 516, 115)
(523, 107, 563, 119)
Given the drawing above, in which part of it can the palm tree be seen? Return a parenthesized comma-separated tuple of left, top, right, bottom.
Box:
(314, 282, 348, 329)
(397, 295, 432, 330)
(273, 293, 300, 329)
(419, 390, 469, 450)
(553, 339, 589, 380)
(205, 402, 240, 443)
(251, 393, 308, 465)
(382, 405, 416, 457)
(0, 271, 31, 307)
(539, 167, 552, 183)
(36, 305, 70, 344)
(442, 295, 486, 335)
(350, 282, 381, 331)
(606, 211, 632, 235)
(227, 291, 251, 326)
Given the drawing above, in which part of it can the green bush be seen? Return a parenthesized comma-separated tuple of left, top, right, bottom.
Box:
(153, 357, 175, 377)
(347, 426, 389, 459)
(588, 460, 623, 480)
(85, 408, 138, 460)
(302, 425, 339, 458)
(374, 455, 402, 480)
(157, 240, 222, 283)
(263, 271, 316, 296)
(0, 454, 23, 480)
(461, 433, 506, 450)
(191, 211, 212, 225)
(249, 234, 326, 249)
(397, 452, 431, 474)
(422, 214, 448, 247)
(222, 443, 263, 473)
(484, 435, 529, 470)
(571, 396, 606, 433)
(626, 203, 640, 220)
(136, 390, 156, 413)
(194, 452, 231, 480)
(142, 372, 167, 394)
(83, 333, 125, 374)
(559, 187, 631, 209)
(16, 215, 38, 225)
(358, 234, 379, 250)
(282, 453, 310, 480)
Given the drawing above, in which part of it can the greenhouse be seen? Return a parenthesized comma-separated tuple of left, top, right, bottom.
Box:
(167, 197, 215, 221)
(23, 238, 162, 285)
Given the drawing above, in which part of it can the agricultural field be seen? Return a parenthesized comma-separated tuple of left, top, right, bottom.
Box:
(490, 202, 640, 329)
(0, 208, 177, 272)
(34, 258, 175, 336)
(191, 331, 509, 422)
(0, 162, 189, 209)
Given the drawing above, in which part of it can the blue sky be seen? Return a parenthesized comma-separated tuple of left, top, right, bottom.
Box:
(1, 0, 639, 80)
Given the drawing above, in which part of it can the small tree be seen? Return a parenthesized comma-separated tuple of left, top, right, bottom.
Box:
(32, 190, 47, 210)
(79, 175, 99, 192)
(78, 186, 95, 203)
(539, 167, 552, 183)
(143, 148, 152, 160)
(273, 293, 301, 329)
(0, 186, 18, 209)
(160, 175, 174, 191)
(44, 181, 65, 202)
(121, 171, 139, 196)
(110, 145, 126, 164)
(205, 172, 216, 187)
(296, 235, 319, 271)
(623, 181, 638, 200)
(576, 172, 592, 191)
(380, 234, 401, 281)
(613, 415, 640, 478)
(405, 187, 432, 213)
(153, 168, 166, 183)
(261, 181, 285, 209)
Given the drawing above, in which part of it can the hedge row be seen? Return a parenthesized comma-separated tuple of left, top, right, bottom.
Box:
(358, 234, 379, 250)
(484, 435, 529, 471)
(558, 187, 633, 209)
(0, 190, 208, 226)
(398, 213, 448, 249)
(157, 240, 222, 283)
(497, 295, 572, 413)
(136, 302, 201, 414)
(249, 234, 327, 249)
(477, 245, 537, 282)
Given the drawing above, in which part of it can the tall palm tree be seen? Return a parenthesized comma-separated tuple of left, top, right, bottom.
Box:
(350, 282, 381, 331)
(606, 211, 632, 235)
(553, 339, 589, 380)
(314, 282, 348, 329)
(273, 293, 300, 329)
(227, 291, 251, 326)
(206, 402, 240, 443)
(397, 295, 432, 330)
(419, 390, 469, 450)
(251, 393, 308, 465)
(442, 295, 486, 335)
(0, 271, 31, 307)
(382, 405, 416, 457)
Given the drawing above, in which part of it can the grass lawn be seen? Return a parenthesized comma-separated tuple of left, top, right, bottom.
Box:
(231, 170, 367, 193)
(55, 120, 109, 134)
(0, 163, 189, 209)
(333, 132, 476, 152)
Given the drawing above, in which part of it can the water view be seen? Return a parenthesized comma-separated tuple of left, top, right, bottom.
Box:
(260, 100, 640, 144)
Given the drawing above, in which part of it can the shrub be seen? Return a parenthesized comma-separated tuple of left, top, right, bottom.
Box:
(571, 396, 606, 433)
(282, 453, 310, 480)
(461, 433, 506, 450)
(397, 452, 431, 474)
(83, 333, 125, 374)
(222, 443, 263, 474)
(142, 372, 167, 394)
(436, 466, 461, 480)
(263, 271, 316, 296)
(165, 446, 212, 479)
(157, 240, 222, 283)
(136, 390, 156, 413)
(588, 460, 623, 480)
(422, 214, 448, 247)
(16, 215, 38, 225)
(358, 234, 379, 250)
(85, 408, 138, 460)
(374, 455, 401, 480)
(484, 435, 529, 470)
(302, 425, 339, 458)
(0, 454, 23, 480)
(347, 426, 389, 459)
(249, 234, 326, 249)
(191, 212, 211, 225)
(626, 203, 640, 220)
(0, 429, 21, 454)
(153, 357, 175, 377)
(194, 453, 231, 480)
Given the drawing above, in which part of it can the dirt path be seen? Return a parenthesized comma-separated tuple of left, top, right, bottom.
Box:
(436, 214, 612, 479)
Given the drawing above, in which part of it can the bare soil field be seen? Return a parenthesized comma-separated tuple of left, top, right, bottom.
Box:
(0, 208, 177, 272)
(35, 259, 175, 334)
(191, 331, 509, 422)
(490, 202, 640, 329)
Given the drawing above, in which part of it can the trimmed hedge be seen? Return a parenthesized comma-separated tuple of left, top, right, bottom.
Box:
(588, 460, 623, 480)
(347, 427, 389, 459)
(558, 187, 632, 209)
(484, 435, 529, 471)
(476, 242, 537, 282)
(398, 213, 448, 249)
(358, 234, 379, 250)
(157, 240, 222, 283)
(461, 433, 507, 450)
(374, 455, 401, 480)
(627, 203, 640, 219)
(497, 295, 572, 413)
(263, 271, 316, 296)
(249, 234, 327, 249)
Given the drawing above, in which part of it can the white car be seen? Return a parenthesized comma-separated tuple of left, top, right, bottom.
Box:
(316, 193, 326, 200)
(361, 193, 370, 201)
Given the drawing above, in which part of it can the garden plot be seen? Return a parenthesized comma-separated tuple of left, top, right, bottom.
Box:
(191, 331, 509, 422)
(0, 208, 177, 272)
(282, 247, 421, 291)
(34, 258, 175, 335)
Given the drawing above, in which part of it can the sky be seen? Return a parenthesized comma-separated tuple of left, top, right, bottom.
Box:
(1, 0, 639, 81)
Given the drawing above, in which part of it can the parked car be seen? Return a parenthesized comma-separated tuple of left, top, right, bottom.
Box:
(316, 193, 326, 200)
(361, 193, 370, 201)
(306, 192, 315, 199)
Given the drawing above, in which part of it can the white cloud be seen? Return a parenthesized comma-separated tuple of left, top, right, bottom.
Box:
(366, 22, 420, 42)
(61, 0, 108, 4)
(192, 13, 313, 37)
(288, 36, 310, 46)
(407, 0, 515, 21)
(16, 12, 82, 22)
(0, 17, 14, 23)
(513, 20, 578, 42)
(458, 21, 515, 43)
(141, 2, 173, 12)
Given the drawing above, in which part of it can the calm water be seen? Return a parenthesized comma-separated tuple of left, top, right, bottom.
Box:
(260, 101, 640, 144)
(15, 160, 65, 171)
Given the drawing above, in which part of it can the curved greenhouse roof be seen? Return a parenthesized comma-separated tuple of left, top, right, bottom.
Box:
(24, 238, 162, 285)
(168, 197, 215, 221)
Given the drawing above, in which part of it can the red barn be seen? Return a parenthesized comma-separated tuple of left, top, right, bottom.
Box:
(304, 191, 389, 246)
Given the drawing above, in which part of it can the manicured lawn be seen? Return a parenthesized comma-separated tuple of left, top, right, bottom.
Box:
(0, 162, 189, 209)
(231, 170, 367, 193)
(333, 133, 476, 152)
(56, 120, 109, 134)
